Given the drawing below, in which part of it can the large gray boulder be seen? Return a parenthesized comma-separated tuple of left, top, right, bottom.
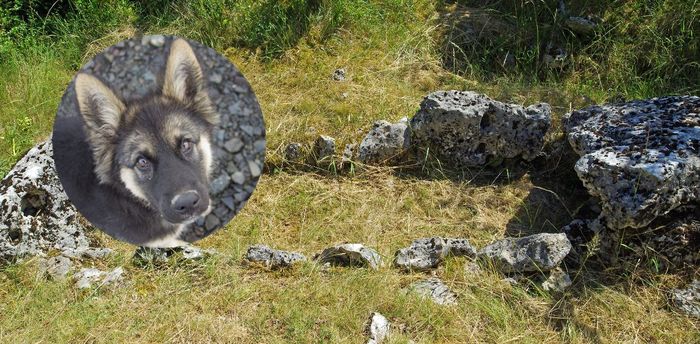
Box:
(410, 91, 551, 166)
(358, 118, 410, 164)
(0, 140, 99, 261)
(564, 96, 700, 230)
(478, 233, 572, 273)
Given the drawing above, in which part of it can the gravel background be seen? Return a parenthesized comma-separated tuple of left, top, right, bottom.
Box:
(53, 35, 265, 243)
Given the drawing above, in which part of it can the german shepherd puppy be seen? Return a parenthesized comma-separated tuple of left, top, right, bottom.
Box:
(53, 38, 219, 247)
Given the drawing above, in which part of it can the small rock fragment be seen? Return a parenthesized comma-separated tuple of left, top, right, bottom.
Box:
(224, 138, 244, 153)
(285, 143, 303, 161)
(332, 68, 346, 81)
(314, 135, 336, 162)
(358, 119, 410, 164)
(670, 280, 700, 318)
(210, 173, 231, 194)
(365, 312, 390, 344)
(394, 237, 476, 271)
(38, 256, 73, 280)
(342, 144, 356, 164)
(541, 267, 572, 292)
(410, 278, 457, 305)
(74, 267, 124, 289)
(245, 244, 306, 269)
(478, 233, 572, 273)
(316, 243, 382, 270)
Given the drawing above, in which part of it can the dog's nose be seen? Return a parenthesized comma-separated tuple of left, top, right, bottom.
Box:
(171, 191, 200, 214)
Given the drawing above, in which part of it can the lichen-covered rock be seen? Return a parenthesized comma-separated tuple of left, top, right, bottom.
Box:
(394, 237, 476, 271)
(564, 96, 700, 230)
(74, 266, 124, 289)
(365, 312, 390, 344)
(409, 278, 457, 305)
(410, 91, 551, 166)
(358, 118, 410, 164)
(541, 267, 572, 292)
(316, 243, 382, 270)
(314, 135, 336, 162)
(132, 245, 215, 267)
(285, 143, 303, 161)
(245, 244, 306, 269)
(38, 255, 73, 280)
(478, 233, 572, 273)
(0, 140, 99, 261)
(670, 279, 700, 318)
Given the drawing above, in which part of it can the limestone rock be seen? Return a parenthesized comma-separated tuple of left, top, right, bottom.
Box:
(394, 237, 476, 271)
(74, 267, 124, 289)
(541, 267, 572, 292)
(358, 118, 410, 164)
(409, 278, 457, 305)
(410, 91, 551, 166)
(38, 255, 73, 280)
(316, 243, 382, 270)
(365, 312, 390, 344)
(564, 96, 700, 230)
(0, 140, 99, 261)
(245, 244, 306, 269)
(285, 143, 303, 161)
(314, 135, 336, 162)
(670, 279, 700, 318)
(478, 233, 572, 273)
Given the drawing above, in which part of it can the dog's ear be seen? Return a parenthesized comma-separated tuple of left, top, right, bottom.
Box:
(163, 38, 218, 126)
(74, 73, 125, 184)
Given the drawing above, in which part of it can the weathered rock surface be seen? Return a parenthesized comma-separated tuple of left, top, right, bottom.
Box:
(38, 256, 73, 280)
(285, 143, 303, 161)
(358, 118, 410, 164)
(409, 278, 457, 305)
(74, 267, 124, 289)
(314, 135, 336, 162)
(0, 140, 99, 261)
(670, 279, 700, 318)
(478, 233, 572, 273)
(394, 237, 476, 271)
(132, 245, 215, 266)
(365, 312, 390, 344)
(541, 267, 572, 292)
(316, 243, 382, 270)
(410, 91, 551, 166)
(565, 96, 700, 230)
(245, 244, 306, 269)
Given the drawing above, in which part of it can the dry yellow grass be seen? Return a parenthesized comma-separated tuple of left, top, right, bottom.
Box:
(1, 2, 699, 343)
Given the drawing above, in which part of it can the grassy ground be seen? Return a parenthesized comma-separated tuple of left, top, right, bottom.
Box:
(1, 0, 699, 342)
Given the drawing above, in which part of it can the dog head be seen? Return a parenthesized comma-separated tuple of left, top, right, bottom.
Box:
(74, 38, 219, 224)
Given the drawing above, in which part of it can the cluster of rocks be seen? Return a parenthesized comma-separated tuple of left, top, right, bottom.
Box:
(285, 90, 552, 168)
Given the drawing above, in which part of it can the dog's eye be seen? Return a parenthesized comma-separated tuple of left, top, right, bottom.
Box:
(181, 138, 193, 155)
(135, 157, 151, 170)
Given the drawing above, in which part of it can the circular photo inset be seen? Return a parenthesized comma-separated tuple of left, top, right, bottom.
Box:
(52, 36, 265, 247)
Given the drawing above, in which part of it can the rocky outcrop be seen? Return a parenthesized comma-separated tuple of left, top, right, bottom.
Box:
(410, 91, 551, 166)
(670, 279, 700, 318)
(0, 141, 100, 261)
(478, 233, 572, 273)
(565, 96, 700, 230)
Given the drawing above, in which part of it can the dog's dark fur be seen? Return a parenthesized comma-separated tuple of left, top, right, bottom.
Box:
(53, 39, 219, 247)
